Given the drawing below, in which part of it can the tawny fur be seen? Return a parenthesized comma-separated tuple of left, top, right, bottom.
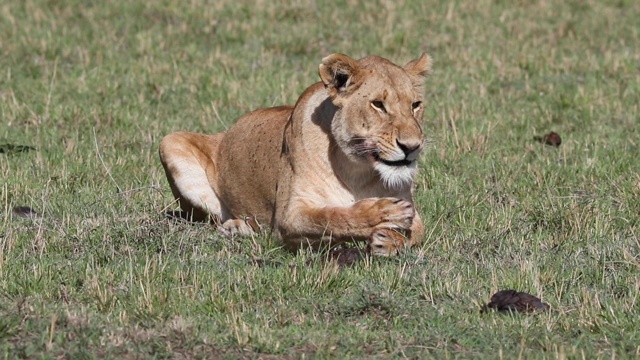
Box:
(159, 53, 432, 255)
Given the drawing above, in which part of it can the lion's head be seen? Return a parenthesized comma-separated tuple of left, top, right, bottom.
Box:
(319, 53, 432, 188)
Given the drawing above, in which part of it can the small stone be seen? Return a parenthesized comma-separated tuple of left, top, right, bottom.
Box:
(534, 132, 562, 147)
(12, 206, 39, 218)
(482, 289, 550, 313)
(327, 248, 366, 267)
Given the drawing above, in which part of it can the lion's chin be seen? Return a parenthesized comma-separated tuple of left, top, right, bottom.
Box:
(373, 161, 418, 189)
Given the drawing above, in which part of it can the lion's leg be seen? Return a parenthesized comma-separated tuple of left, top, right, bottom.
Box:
(368, 228, 405, 256)
(405, 212, 425, 247)
(159, 131, 226, 222)
(368, 213, 424, 256)
(277, 197, 415, 251)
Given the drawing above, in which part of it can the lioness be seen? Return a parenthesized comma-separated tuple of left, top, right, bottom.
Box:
(160, 53, 432, 255)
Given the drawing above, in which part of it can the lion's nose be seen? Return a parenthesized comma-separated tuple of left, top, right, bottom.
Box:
(396, 139, 422, 160)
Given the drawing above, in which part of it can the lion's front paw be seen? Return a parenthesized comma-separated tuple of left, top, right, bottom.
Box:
(367, 228, 407, 256)
(355, 197, 414, 230)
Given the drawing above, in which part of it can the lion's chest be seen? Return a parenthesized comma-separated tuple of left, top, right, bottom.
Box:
(294, 170, 405, 208)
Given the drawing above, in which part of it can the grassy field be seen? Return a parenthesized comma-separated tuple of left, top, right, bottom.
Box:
(1, 0, 640, 358)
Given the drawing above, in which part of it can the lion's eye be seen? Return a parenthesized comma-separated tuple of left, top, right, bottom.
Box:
(371, 100, 386, 113)
(412, 101, 422, 111)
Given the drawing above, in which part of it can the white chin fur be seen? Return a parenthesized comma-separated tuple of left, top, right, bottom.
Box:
(374, 161, 418, 188)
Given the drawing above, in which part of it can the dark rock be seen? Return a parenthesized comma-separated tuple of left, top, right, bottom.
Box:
(326, 248, 366, 267)
(482, 289, 550, 313)
(12, 206, 39, 218)
(0, 144, 36, 155)
(534, 132, 562, 147)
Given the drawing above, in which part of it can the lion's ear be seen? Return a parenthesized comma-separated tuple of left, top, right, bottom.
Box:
(319, 54, 361, 96)
(404, 53, 433, 78)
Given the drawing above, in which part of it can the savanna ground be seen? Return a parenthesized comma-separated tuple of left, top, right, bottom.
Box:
(1, 0, 639, 358)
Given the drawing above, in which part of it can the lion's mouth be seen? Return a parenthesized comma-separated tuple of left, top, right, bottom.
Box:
(352, 140, 414, 167)
(372, 152, 413, 167)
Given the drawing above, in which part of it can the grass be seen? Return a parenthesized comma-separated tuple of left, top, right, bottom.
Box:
(1, 0, 639, 358)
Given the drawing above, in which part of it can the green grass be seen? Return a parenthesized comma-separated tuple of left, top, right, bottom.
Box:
(1, 0, 640, 358)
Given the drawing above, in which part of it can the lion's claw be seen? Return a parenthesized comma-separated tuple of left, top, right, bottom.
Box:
(367, 227, 407, 256)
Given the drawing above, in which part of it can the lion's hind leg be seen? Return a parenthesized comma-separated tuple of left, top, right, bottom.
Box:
(159, 131, 225, 222)
(219, 216, 261, 237)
